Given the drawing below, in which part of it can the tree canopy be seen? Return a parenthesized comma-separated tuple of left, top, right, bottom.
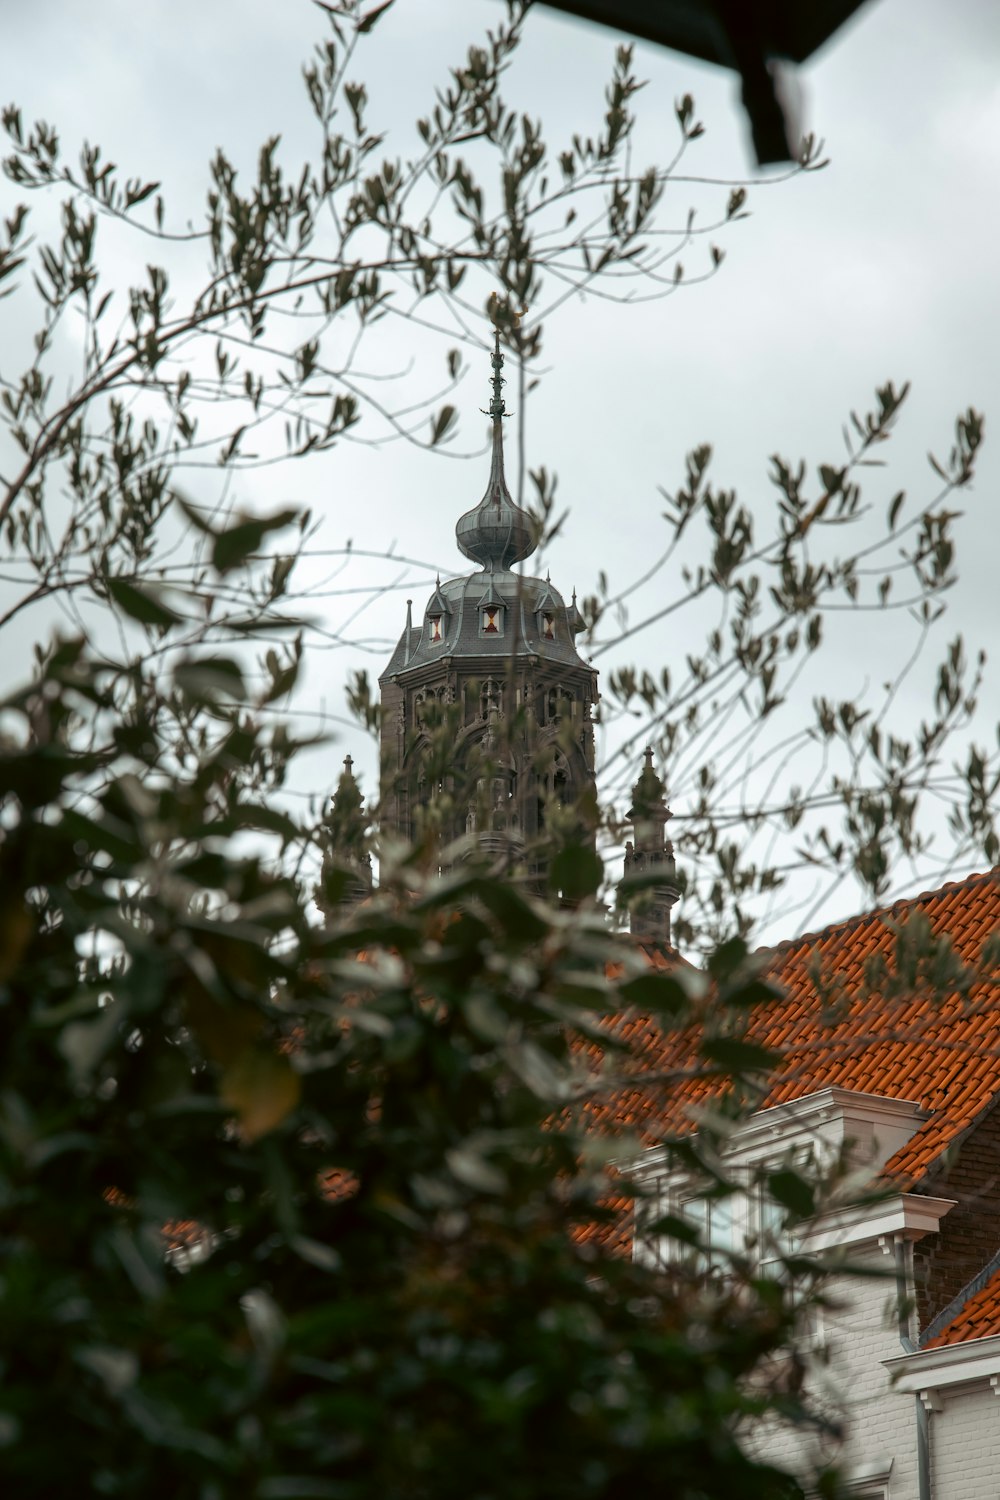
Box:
(0, 2, 994, 1495)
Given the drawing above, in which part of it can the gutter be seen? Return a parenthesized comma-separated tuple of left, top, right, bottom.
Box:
(894, 1238, 931, 1500)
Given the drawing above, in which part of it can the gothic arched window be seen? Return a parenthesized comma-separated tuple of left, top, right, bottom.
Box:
(546, 685, 574, 723)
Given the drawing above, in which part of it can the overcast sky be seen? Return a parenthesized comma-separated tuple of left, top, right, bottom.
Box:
(3, 0, 998, 936)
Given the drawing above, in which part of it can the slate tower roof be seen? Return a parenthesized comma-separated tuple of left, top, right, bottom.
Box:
(380, 330, 594, 679)
(377, 330, 600, 871)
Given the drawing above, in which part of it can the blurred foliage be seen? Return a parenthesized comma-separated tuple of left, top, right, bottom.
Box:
(0, 1, 995, 1493)
(1, 635, 842, 1498)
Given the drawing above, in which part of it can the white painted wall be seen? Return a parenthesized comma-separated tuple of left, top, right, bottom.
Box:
(633, 1092, 1000, 1495)
(930, 1382, 1000, 1497)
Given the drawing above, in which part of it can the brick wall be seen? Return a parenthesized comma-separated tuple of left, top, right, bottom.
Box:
(377, 676, 406, 837)
(914, 1100, 1000, 1330)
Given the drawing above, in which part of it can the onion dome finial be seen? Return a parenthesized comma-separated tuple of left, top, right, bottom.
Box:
(455, 329, 537, 570)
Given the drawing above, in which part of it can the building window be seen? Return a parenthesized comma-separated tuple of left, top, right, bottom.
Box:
(428, 615, 442, 643)
(636, 1170, 789, 1275)
(754, 1181, 786, 1280)
(676, 1190, 747, 1267)
(482, 605, 502, 635)
(542, 611, 555, 640)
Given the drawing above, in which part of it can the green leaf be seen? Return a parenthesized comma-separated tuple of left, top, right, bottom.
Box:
(429, 403, 457, 447)
(617, 972, 689, 1017)
(106, 576, 182, 628)
(720, 977, 782, 1009)
(289, 1235, 342, 1273)
(548, 844, 603, 902)
(58, 1005, 121, 1087)
(701, 1037, 781, 1073)
(212, 508, 298, 573)
(0, 902, 33, 983)
(75, 1344, 139, 1397)
(706, 936, 750, 981)
(445, 1145, 506, 1194)
(357, 0, 396, 33)
(644, 1211, 702, 1246)
(462, 876, 549, 941)
(230, 803, 302, 841)
(220, 1048, 301, 1142)
(0, 253, 25, 291)
(463, 994, 510, 1042)
(768, 1169, 815, 1218)
(174, 493, 218, 536)
(60, 807, 139, 863)
(173, 655, 246, 702)
(508, 1038, 568, 1101)
(124, 180, 159, 208)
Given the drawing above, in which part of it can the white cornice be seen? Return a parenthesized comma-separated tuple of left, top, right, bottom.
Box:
(799, 1193, 956, 1253)
(884, 1333, 1000, 1397)
(730, 1087, 928, 1156)
(629, 1087, 931, 1182)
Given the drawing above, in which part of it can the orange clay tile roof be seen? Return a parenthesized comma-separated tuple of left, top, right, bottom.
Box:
(921, 1263, 1000, 1348)
(601, 867, 1000, 1188)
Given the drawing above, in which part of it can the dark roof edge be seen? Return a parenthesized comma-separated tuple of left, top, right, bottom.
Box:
(759, 866, 999, 963)
(920, 1247, 1000, 1348)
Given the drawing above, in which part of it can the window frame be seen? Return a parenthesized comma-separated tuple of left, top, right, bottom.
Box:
(636, 1160, 809, 1280)
(481, 603, 503, 637)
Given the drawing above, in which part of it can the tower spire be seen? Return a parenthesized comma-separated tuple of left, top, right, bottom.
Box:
(488, 326, 507, 421)
(455, 330, 535, 571)
(316, 754, 373, 920)
(620, 748, 679, 948)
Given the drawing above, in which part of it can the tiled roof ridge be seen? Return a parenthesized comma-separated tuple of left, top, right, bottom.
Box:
(758, 865, 999, 962)
(920, 1253, 1000, 1349)
(634, 940, 700, 973)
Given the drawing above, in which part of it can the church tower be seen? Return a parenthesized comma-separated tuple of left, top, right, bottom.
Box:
(621, 748, 679, 948)
(378, 334, 599, 887)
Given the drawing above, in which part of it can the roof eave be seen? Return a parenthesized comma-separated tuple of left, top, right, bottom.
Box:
(884, 1331, 1000, 1396)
